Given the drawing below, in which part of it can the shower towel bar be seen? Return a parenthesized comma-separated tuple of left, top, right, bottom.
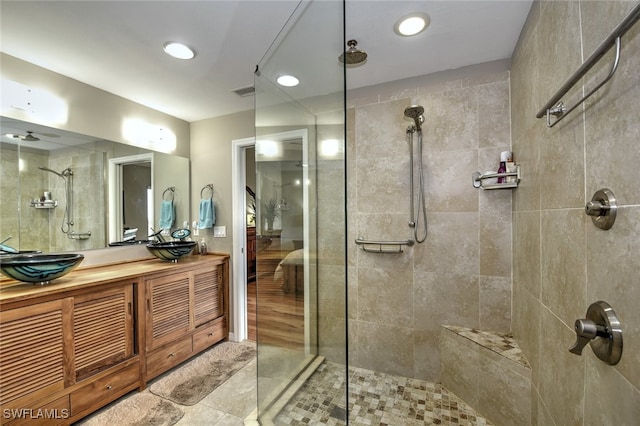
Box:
(355, 238, 414, 253)
(536, 2, 640, 127)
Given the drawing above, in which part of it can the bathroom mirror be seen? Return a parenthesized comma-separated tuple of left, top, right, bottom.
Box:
(0, 116, 190, 253)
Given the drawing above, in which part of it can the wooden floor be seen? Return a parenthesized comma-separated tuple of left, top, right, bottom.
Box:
(246, 246, 304, 351)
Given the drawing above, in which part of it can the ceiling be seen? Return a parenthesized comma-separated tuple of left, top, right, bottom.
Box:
(0, 1, 533, 123)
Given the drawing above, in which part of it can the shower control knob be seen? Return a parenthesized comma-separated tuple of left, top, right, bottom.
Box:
(585, 188, 617, 230)
(569, 319, 606, 355)
(585, 200, 610, 216)
(569, 301, 623, 365)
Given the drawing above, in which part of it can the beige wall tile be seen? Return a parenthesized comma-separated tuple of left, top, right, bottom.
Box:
(417, 86, 479, 152)
(584, 356, 640, 426)
(539, 118, 585, 209)
(425, 149, 478, 213)
(356, 265, 412, 328)
(479, 276, 512, 333)
(513, 211, 541, 298)
(537, 309, 584, 425)
(414, 272, 480, 332)
(414, 212, 479, 275)
(355, 322, 414, 378)
(477, 353, 532, 426)
(512, 284, 540, 388)
(586, 206, 640, 388)
(478, 80, 511, 149)
(540, 209, 587, 327)
(440, 328, 480, 407)
(413, 330, 441, 382)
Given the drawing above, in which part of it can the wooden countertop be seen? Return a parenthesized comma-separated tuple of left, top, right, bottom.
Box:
(0, 253, 229, 305)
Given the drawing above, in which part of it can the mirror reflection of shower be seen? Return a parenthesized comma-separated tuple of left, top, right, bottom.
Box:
(38, 166, 91, 240)
(404, 105, 428, 243)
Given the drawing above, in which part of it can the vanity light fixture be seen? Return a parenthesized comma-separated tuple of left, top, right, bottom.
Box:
(276, 75, 299, 87)
(163, 42, 195, 60)
(320, 139, 340, 157)
(394, 12, 430, 37)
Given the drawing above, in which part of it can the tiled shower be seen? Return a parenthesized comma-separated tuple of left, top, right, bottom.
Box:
(257, 0, 639, 424)
(345, 67, 513, 382)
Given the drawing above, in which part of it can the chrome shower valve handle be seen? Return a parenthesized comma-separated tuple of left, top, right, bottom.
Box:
(585, 188, 617, 230)
(569, 301, 623, 365)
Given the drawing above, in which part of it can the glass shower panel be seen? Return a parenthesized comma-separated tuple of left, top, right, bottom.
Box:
(254, 0, 346, 422)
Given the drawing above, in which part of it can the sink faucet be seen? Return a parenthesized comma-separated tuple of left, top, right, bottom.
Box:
(0, 236, 18, 254)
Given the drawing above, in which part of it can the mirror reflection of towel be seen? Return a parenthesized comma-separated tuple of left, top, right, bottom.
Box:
(198, 199, 215, 229)
(159, 200, 175, 229)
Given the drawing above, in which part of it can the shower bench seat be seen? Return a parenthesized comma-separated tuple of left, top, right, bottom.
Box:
(440, 325, 532, 426)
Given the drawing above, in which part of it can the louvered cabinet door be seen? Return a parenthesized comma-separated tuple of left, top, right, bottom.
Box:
(193, 265, 223, 327)
(73, 284, 134, 381)
(0, 298, 73, 410)
(145, 271, 191, 351)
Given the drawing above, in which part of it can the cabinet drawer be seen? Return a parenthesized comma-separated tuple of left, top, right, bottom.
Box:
(70, 362, 139, 416)
(193, 317, 226, 354)
(3, 395, 69, 426)
(145, 337, 193, 380)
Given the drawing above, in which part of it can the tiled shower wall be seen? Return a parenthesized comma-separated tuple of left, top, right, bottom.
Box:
(0, 145, 105, 253)
(511, 1, 640, 424)
(345, 65, 513, 382)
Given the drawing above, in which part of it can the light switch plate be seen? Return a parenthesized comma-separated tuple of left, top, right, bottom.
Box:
(213, 226, 226, 238)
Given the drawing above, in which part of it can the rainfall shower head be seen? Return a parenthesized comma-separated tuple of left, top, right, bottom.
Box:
(404, 105, 425, 131)
(339, 39, 367, 65)
(39, 166, 72, 178)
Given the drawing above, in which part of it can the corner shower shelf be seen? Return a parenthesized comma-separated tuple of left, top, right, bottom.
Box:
(472, 165, 521, 190)
(30, 200, 58, 209)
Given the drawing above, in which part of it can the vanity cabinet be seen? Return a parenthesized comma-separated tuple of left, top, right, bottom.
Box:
(0, 281, 138, 425)
(143, 261, 227, 381)
(73, 284, 135, 381)
(0, 255, 229, 425)
(0, 298, 74, 419)
(69, 283, 139, 420)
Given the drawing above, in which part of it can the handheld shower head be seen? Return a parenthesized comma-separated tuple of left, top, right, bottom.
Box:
(39, 166, 72, 178)
(404, 105, 425, 131)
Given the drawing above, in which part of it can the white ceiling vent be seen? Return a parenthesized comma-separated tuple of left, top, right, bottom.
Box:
(231, 85, 255, 97)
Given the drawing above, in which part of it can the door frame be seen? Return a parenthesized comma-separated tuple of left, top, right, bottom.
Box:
(231, 137, 255, 342)
(108, 153, 153, 244)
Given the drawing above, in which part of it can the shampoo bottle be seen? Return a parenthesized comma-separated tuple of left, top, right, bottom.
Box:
(497, 151, 511, 183)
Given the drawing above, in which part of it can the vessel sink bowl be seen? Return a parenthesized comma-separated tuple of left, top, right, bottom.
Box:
(0, 253, 84, 284)
(147, 241, 196, 261)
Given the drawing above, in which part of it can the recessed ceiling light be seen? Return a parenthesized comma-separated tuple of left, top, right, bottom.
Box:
(394, 12, 430, 37)
(276, 75, 299, 87)
(163, 42, 195, 60)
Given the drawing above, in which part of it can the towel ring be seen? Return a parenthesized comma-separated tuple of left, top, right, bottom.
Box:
(163, 187, 175, 201)
(201, 184, 214, 200)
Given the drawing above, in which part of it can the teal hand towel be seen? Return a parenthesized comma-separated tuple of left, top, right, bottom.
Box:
(198, 199, 215, 229)
(159, 200, 175, 229)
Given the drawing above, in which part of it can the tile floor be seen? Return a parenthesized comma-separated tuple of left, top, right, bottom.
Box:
(172, 357, 258, 425)
(83, 348, 494, 425)
(275, 362, 492, 425)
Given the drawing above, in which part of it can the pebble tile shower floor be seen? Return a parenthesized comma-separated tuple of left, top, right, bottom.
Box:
(274, 361, 492, 425)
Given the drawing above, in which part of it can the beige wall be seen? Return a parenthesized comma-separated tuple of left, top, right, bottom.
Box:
(1, 53, 190, 158)
(345, 62, 513, 382)
(190, 110, 255, 254)
(511, 1, 640, 424)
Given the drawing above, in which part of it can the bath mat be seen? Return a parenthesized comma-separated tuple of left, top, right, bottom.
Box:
(149, 341, 256, 406)
(77, 391, 183, 426)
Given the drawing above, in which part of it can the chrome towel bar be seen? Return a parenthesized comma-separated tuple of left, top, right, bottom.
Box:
(355, 238, 414, 253)
(536, 2, 640, 128)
